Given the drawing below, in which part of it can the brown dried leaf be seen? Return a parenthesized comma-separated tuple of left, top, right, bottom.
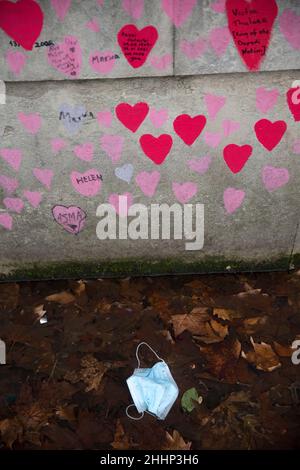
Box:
(242, 337, 281, 372)
(56, 404, 77, 422)
(111, 420, 131, 450)
(213, 307, 240, 321)
(163, 430, 191, 451)
(239, 316, 268, 335)
(65, 355, 107, 392)
(45, 291, 76, 304)
(0, 418, 22, 449)
(171, 308, 211, 337)
(273, 341, 293, 358)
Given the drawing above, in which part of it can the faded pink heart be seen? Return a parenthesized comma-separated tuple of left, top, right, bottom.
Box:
(135, 171, 161, 197)
(6, 50, 26, 76)
(204, 93, 226, 120)
(209, 26, 231, 57)
(23, 190, 42, 208)
(109, 192, 133, 216)
(3, 197, 24, 214)
(161, 0, 196, 27)
(33, 168, 54, 190)
(51, 0, 71, 21)
(122, 0, 144, 19)
(73, 142, 94, 161)
(97, 0, 104, 6)
(89, 50, 116, 74)
(51, 138, 67, 154)
(86, 18, 100, 32)
(149, 108, 168, 128)
(0, 175, 19, 195)
(293, 140, 300, 154)
(52, 205, 87, 235)
(223, 188, 245, 214)
(150, 54, 172, 71)
(180, 37, 207, 59)
(262, 166, 290, 192)
(100, 134, 124, 163)
(187, 156, 212, 175)
(71, 169, 102, 197)
(48, 36, 82, 79)
(256, 87, 279, 114)
(0, 148, 22, 172)
(204, 131, 222, 148)
(211, 0, 225, 13)
(97, 110, 112, 128)
(0, 213, 13, 231)
(172, 182, 197, 203)
(222, 119, 240, 137)
(18, 112, 42, 134)
(279, 9, 300, 50)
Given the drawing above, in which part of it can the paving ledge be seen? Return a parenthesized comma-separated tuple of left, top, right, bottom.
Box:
(0, 254, 298, 282)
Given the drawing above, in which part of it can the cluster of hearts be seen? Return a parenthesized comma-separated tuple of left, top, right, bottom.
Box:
(1, 0, 300, 77)
(0, 85, 299, 233)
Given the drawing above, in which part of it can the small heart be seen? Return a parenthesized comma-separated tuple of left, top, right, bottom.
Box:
(135, 170, 160, 197)
(117, 24, 158, 68)
(222, 119, 240, 137)
(52, 205, 87, 235)
(172, 182, 197, 204)
(115, 102, 149, 132)
(209, 26, 231, 57)
(0, 174, 19, 195)
(149, 108, 168, 128)
(173, 114, 206, 146)
(33, 168, 54, 190)
(0, 148, 22, 172)
(223, 144, 252, 174)
(50, 0, 71, 21)
(180, 37, 207, 59)
(71, 169, 102, 197)
(149, 54, 172, 70)
(254, 119, 287, 151)
(187, 156, 212, 175)
(51, 138, 67, 154)
(86, 18, 100, 32)
(139, 134, 173, 165)
(97, 110, 112, 128)
(279, 9, 300, 50)
(108, 192, 133, 216)
(223, 187, 245, 214)
(204, 93, 226, 120)
(161, 0, 196, 27)
(203, 131, 222, 148)
(48, 36, 82, 78)
(23, 190, 42, 208)
(6, 50, 26, 76)
(0, 213, 13, 230)
(115, 163, 134, 184)
(100, 134, 124, 163)
(18, 112, 41, 134)
(262, 166, 290, 192)
(3, 197, 24, 214)
(59, 104, 86, 135)
(256, 87, 279, 114)
(122, 0, 144, 20)
(293, 139, 300, 155)
(73, 142, 94, 162)
(89, 50, 116, 74)
(286, 87, 300, 122)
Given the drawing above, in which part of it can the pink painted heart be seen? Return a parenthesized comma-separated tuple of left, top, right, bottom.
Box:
(209, 26, 231, 57)
(51, 138, 67, 154)
(6, 50, 26, 76)
(293, 140, 300, 155)
(48, 36, 82, 78)
(135, 170, 161, 197)
(23, 190, 42, 208)
(222, 119, 240, 137)
(161, 0, 197, 27)
(256, 87, 279, 114)
(33, 168, 53, 190)
(18, 112, 41, 134)
(187, 156, 212, 175)
(109, 192, 133, 216)
(149, 108, 168, 128)
(0, 175, 19, 195)
(85, 18, 100, 32)
(172, 182, 197, 203)
(279, 9, 300, 50)
(0, 148, 22, 172)
(71, 169, 102, 197)
(180, 37, 207, 59)
(100, 134, 124, 163)
(262, 166, 290, 192)
(73, 142, 94, 162)
(0, 213, 13, 231)
(150, 54, 172, 70)
(52, 205, 87, 235)
(203, 131, 222, 148)
(3, 197, 24, 214)
(211, 0, 226, 13)
(122, 0, 144, 19)
(97, 0, 104, 5)
(97, 110, 112, 128)
(89, 50, 116, 74)
(223, 188, 245, 214)
(51, 0, 71, 21)
(204, 93, 226, 120)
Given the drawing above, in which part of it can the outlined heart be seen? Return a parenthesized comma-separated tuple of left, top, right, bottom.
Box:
(117, 24, 158, 68)
(173, 114, 206, 146)
(115, 102, 149, 132)
(223, 144, 252, 173)
(254, 119, 287, 151)
(0, 0, 44, 50)
(52, 205, 87, 235)
(286, 87, 300, 122)
(226, 0, 278, 70)
(139, 134, 173, 165)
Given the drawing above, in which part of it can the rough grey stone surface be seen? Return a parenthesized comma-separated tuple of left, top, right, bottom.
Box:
(0, 70, 299, 277)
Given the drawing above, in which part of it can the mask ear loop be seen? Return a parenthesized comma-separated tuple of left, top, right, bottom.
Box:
(126, 404, 144, 421)
(135, 341, 164, 368)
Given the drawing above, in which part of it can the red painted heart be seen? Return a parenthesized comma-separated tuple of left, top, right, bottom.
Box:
(254, 119, 287, 151)
(223, 144, 252, 173)
(286, 87, 300, 122)
(117, 24, 158, 68)
(0, 0, 44, 51)
(115, 102, 149, 132)
(226, 0, 278, 71)
(173, 114, 206, 146)
(139, 134, 173, 165)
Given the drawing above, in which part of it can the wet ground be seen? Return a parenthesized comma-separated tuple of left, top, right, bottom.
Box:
(0, 271, 300, 450)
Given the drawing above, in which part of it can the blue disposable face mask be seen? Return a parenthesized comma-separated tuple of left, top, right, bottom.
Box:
(126, 342, 179, 420)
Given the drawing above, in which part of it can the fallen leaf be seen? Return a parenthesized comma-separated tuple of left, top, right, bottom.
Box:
(171, 308, 211, 336)
(65, 355, 107, 392)
(163, 430, 191, 450)
(0, 418, 22, 449)
(238, 316, 268, 335)
(181, 387, 202, 412)
(273, 341, 293, 357)
(213, 307, 239, 321)
(111, 420, 131, 450)
(45, 291, 76, 304)
(242, 337, 281, 372)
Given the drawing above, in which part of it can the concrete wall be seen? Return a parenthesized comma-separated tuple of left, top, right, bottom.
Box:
(0, 0, 300, 280)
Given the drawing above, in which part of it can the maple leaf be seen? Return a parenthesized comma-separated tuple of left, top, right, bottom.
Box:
(171, 308, 211, 336)
(162, 430, 191, 450)
(65, 355, 107, 392)
(242, 337, 281, 372)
